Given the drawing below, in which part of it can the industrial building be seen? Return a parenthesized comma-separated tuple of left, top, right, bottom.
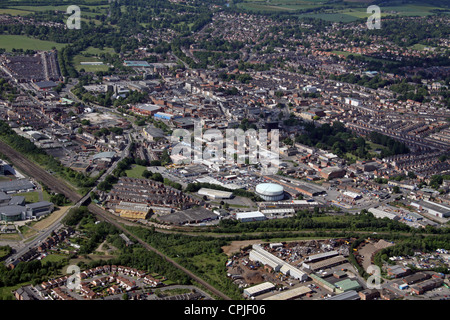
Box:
(142, 126, 166, 142)
(258, 200, 320, 210)
(411, 200, 450, 218)
(249, 244, 308, 281)
(131, 103, 162, 116)
(235, 211, 267, 222)
(114, 201, 150, 220)
(0, 200, 54, 222)
(197, 188, 233, 200)
(157, 206, 218, 225)
(302, 255, 347, 271)
(386, 265, 412, 278)
(255, 183, 285, 201)
(305, 250, 339, 263)
(263, 286, 312, 300)
(153, 112, 180, 121)
(320, 166, 346, 180)
(325, 290, 360, 300)
(334, 279, 362, 292)
(260, 208, 295, 216)
(368, 207, 401, 221)
(243, 282, 276, 298)
(0, 179, 35, 194)
(410, 278, 444, 295)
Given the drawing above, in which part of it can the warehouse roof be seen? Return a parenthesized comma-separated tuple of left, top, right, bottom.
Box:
(244, 282, 275, 296)
(0, 179, 35, 192)
(325, 290, 360, 300)
(198, 188, 233, 199)
(236, 211, 266, 220)
(0, 205, 26, 216)
(26, 201, 53, 209)
(157, 207, 217, 225)
(335, 279, 361, 292)
(93, 151, 116, 160)
(263, 286, 312, 300)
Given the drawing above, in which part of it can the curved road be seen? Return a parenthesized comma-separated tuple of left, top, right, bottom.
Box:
(0, 139, 231, 300)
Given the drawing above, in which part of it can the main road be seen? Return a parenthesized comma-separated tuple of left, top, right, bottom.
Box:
(0, 139, 231, 300)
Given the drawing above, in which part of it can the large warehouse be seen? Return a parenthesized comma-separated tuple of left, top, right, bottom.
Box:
(198, 188, 233, 200)
(249, 244, 308, 281)
(255, 183, 284, 201)
(235, 211, 267, 222)
(411, 200, 450, 218)
(0, 201, 54, 222)
(243, 282, 276, 298)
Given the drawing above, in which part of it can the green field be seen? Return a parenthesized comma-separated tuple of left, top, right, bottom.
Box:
(124, 165, 147, 178)
(81, 46, 116, 56)
(237, 0, 448, 22)
(0, 8, 33, 16)
(72, 54, 109, 72)
(0, 35, 67, 52)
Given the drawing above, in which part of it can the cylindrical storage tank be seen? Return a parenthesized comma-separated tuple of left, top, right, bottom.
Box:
(255, 183, 284, 201)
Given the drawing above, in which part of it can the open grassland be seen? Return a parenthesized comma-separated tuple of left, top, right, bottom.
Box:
(238, 0, 448, 22)
(0, 35, 66, 51)
(124, 164, 147, 179)
(0, 8, 33, 16)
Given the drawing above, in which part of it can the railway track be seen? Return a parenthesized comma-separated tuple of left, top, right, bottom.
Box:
(0, 139, 232, 300)
(0, 140, 82, 202)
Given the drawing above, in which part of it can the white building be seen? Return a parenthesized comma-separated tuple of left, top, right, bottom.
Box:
(243, 282, 276, 298)
(235, 211, 267, 222)
(198, 188, 233, 200)
(368, 207, 400, 220)
(249, 244, 308, 281)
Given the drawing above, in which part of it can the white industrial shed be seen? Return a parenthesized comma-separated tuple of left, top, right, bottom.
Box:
(243, 282, 276, 298)
(368, 207, 400, 221)
(198, 188, 233, 199)
(249, 244, 308, 281)
(249, 250, 281, 272)
(236, 211, 267, 222)
(263, 286, 312, 300)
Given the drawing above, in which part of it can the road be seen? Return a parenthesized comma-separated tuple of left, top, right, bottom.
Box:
(0, 138, 231, 300)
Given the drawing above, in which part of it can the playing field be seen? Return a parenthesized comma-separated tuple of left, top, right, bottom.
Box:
(0, 35, 67, 52)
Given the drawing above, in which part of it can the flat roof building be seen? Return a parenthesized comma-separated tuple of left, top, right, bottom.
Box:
(249, 244, 308, 281)
(325, 290, 360, 300)
(368, 207, 400, 221)
(132, 104, 162, 116)
(243, 282, 275, 298)
(411, 200, 450, 218)
(335, 279, 362, 292)
(198, 188, 233, 200)
(302, 255, 347, 271)
(263, 286, 312, 300)
(235, 211, 267, 222)
(115, 201, 150, 220)
(0, 179, 35, 194)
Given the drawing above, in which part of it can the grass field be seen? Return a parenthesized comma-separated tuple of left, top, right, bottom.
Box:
(72, 54, 109, 72)
(0, 8, 33, 16)
(81, 46, 116, 56)
(238, 0, 448, 22)
(0, 35, 67, 52)
(125, 165, 147, 179)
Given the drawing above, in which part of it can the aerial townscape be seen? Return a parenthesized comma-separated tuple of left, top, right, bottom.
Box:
(0, 0, 449, 311)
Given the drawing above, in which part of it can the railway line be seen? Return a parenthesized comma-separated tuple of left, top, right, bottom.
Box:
(0, 139, 232, 300)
